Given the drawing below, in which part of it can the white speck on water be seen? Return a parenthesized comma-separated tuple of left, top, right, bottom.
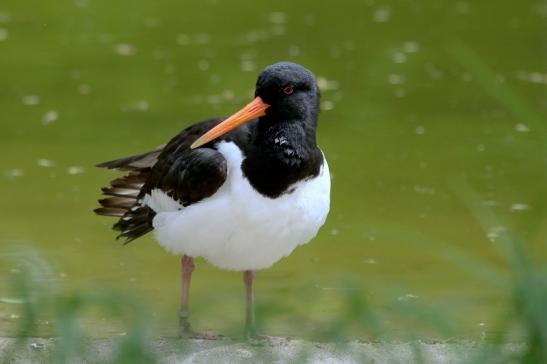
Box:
(188, 95, 204, 104)
(271, 24, 286, 36)
(510, 203, 530, 212)
(70, 69, 81, 79)
(516, 71, 547, 84)
(402, 41, 419, 53)
(144, 16, 161, 28)
(10, 268, 21, 274)
(388, 74, 405, 85)
(136, 100, 149, 111)
(74, 0, 90, 8)
(397, 293, 419, 302)
(487, 226, 507, 242)
(330, 228, 338, 236)
(455, 1, 470, 14)
(42, 110, 59, 125)
(0, 12, 11, 23)
(425, 63, 444, 80)
(37, 159, 55, 168)
(529, 72, 544, 83)
(198, 59, 210, 71)
(415, 126, 425, 135)
(392, 51, 407, 64)
(368, 235, 376, 241)
(288, 45, 300, 57)
(243, 29, 269, 43)
(343, 40, 356, 51)
(321, 100, 334, 111)
(373, 7, 391, 22)
(363, 258, 377, 265)
(240, 59, 255, 72)
(176, 34, 190, 46)
(22, 95, 40, 105)
(268, 11, 287, 24)
(476, 144, 486, 152)
(239, 51, 256, 61)
(317, 77, 339, 91)
(4, 169, 24, 178)
(127, 100, 149, 112)
(478, 321, 486, 327)
(67, 166, 85, 175)
(303, 14, 315, 26)
(59, 272, 67, 278)
(482, 200, 500, 207)
(0, 28, 8, 41)
(462, 72, 473, 82)
(414, 185, 436, 194)
(98, 33, 114, 44)
(122, 100, 148, 113)
(78, 84, 91, 95)
(9, 313, 20, 319)
(115, 43, 136, 56)
(515, 123, 530, 132)
(193, 33, 210, 44)
(221, 90, 234, 101)
(207, 95, 222, 105)
(394, 88, 406, 98)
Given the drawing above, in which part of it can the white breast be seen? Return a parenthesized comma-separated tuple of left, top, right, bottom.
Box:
(146, 141, 331, 271)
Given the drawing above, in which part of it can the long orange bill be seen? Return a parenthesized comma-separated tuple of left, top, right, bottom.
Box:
(190, 96, 270, 149)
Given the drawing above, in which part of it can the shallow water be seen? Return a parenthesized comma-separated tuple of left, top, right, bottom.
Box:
(0, 0, 545, 339)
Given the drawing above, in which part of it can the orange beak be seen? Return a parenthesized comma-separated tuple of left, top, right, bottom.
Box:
(190, 96, 270, 149)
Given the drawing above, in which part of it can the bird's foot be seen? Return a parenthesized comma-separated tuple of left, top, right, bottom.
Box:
(178, 313, 223, 340)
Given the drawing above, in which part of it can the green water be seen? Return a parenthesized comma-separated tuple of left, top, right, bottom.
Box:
(0, 0, 545, 339)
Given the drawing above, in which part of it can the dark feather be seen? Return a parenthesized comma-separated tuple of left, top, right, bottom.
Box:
(98, 197, 136, 209)
(94, 207, 127, 217)
(97, 149, 162, 171)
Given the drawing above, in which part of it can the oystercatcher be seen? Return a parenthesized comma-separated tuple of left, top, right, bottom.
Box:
(95, 62, 331, 338)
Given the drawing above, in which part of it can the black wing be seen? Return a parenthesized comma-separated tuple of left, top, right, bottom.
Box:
(95, 118, 232, 243)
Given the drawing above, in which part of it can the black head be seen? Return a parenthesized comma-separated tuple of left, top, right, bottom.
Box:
(255, 62, 319, 122)
(190, 62, 320, 149)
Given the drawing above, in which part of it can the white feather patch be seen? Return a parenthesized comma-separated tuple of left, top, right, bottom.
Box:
(148, 141, 331, 271)
(143, 189, 183, 212)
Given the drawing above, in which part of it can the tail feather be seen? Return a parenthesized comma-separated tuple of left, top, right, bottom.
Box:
(101, 186, 140, 198)
(94, 207, 127, 217)
(95, 150, 161, 243)
(98, 197, 136, 209)
(97, 149, 162, 171)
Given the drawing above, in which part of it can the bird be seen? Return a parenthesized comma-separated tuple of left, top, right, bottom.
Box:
(94, 62, 331, 339)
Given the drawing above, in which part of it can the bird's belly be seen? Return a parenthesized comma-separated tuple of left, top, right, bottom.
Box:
(150, 142, 331, 271)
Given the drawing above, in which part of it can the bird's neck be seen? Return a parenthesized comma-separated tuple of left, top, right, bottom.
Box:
(240, 118, 323, 198)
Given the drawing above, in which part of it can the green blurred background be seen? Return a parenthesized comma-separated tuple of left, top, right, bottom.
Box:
(0, 0, 545, 339)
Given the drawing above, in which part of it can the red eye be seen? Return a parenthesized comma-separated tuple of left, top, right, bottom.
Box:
(283, 85, 294, 95)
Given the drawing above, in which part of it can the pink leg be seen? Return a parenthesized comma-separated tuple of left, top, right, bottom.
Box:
(179, 255, 195, 335)
(243, 270, 257, 338)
